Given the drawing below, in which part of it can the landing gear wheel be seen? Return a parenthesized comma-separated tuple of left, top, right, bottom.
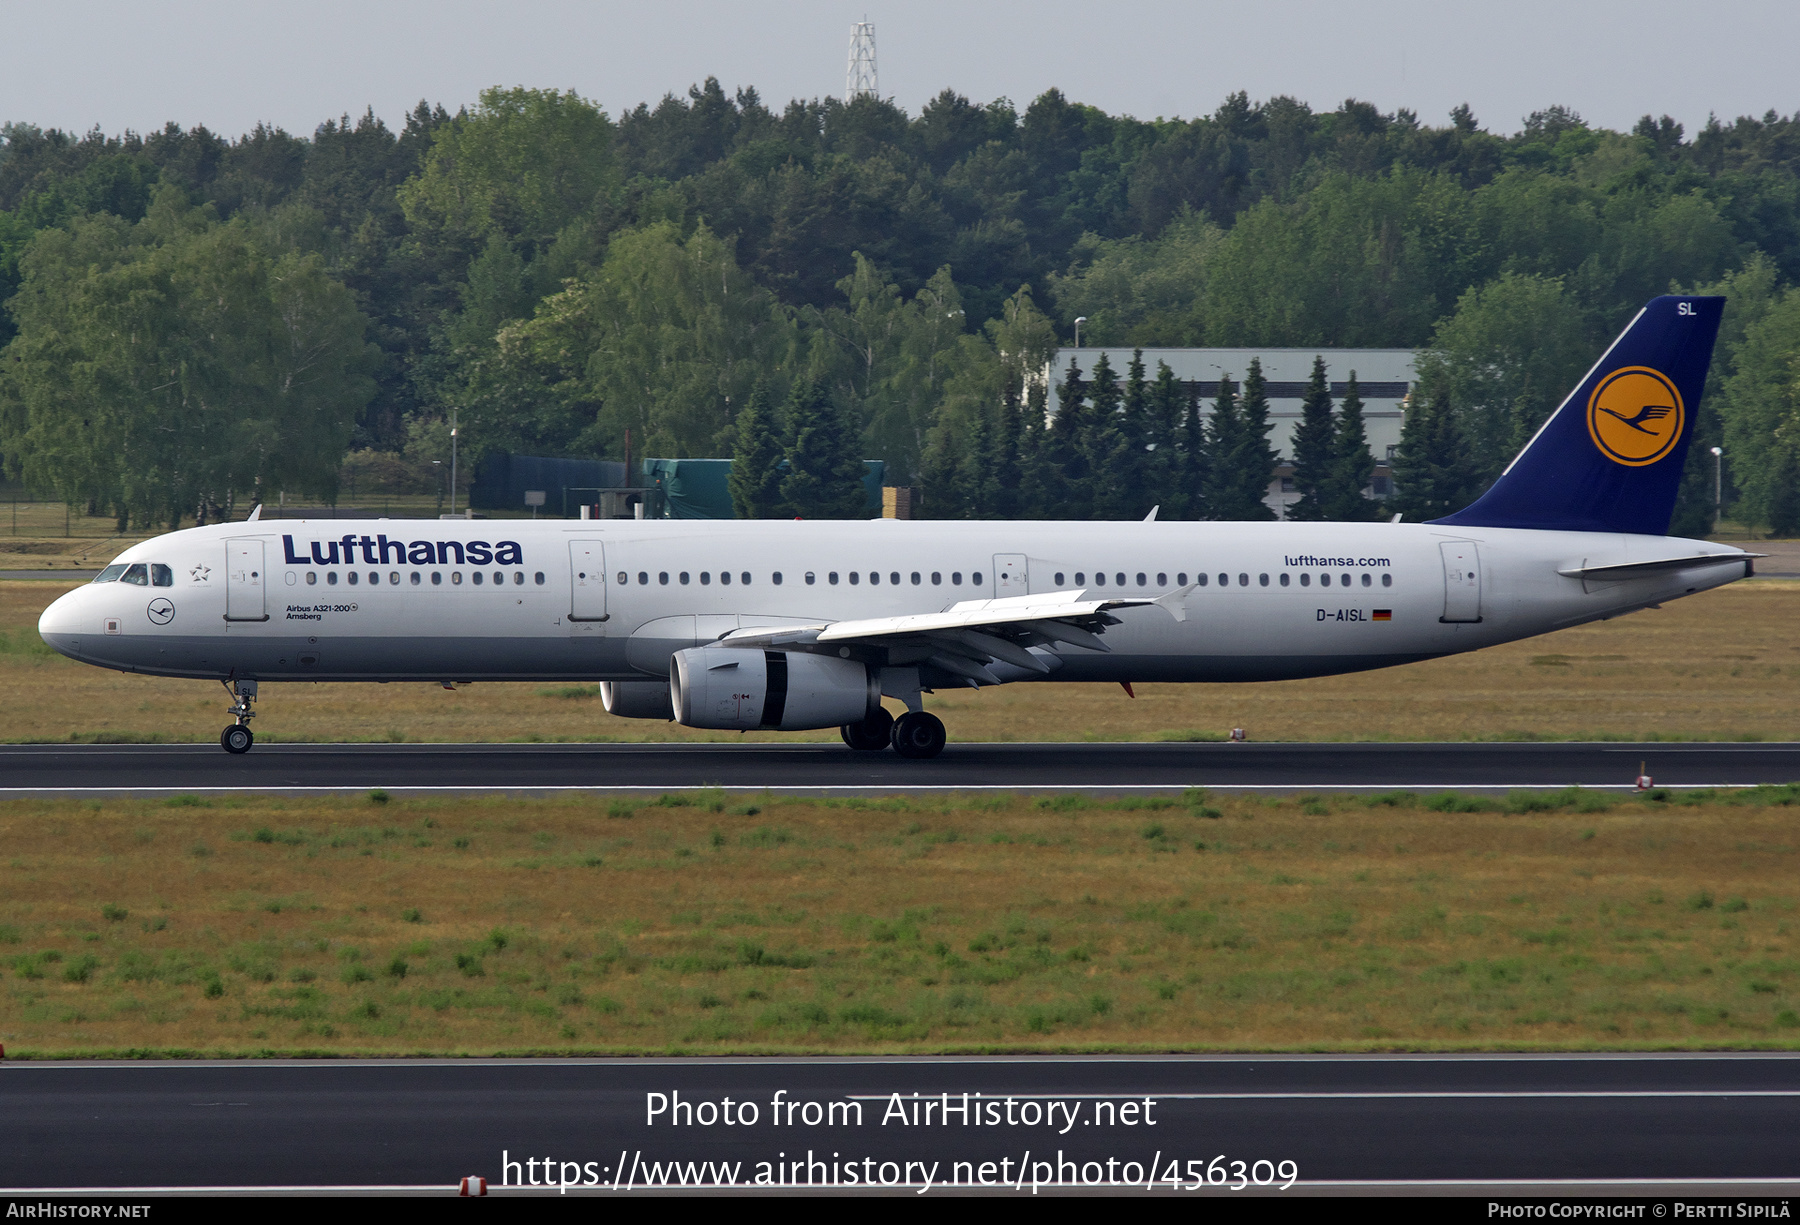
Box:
(890, 711, 946, 760)
(840, 707, 894, 751)
(221, 725, 254, 754)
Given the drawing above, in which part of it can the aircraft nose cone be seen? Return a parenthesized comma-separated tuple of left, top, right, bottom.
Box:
(38, 588, 88, 659)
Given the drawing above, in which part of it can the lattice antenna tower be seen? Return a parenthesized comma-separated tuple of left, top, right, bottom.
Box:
(846, 20, 878, 102)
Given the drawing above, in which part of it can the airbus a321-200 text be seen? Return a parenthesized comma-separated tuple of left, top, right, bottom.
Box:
(39, 295, 1757, 759)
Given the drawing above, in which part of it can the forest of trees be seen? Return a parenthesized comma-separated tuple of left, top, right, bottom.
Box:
(1, 83, 1798, 532)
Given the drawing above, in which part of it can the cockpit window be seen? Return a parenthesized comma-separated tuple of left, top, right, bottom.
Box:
(93, 564, 127, 584)
(150, 564, 172, 587)
(120, 564, 149, 586)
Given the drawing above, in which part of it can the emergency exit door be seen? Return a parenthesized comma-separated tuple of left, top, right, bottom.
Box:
(224, 538, 268, 622)
(993, 554, 1028, 597)
(569, 539, 608, 628)
(1439, 541, 1482, 623)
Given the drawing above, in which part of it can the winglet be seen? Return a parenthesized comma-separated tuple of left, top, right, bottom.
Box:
(1143, 506, 1159, 522)
(246, 504, 263, 522)
(1152, 583, 1197, 623)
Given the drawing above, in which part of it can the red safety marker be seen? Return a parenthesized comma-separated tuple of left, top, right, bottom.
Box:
(1636, 761, 1654, 791)
(459, 1176, 487, 1197)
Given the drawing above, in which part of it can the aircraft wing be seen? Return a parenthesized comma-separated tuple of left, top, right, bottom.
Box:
(720, 587, 1194, 687)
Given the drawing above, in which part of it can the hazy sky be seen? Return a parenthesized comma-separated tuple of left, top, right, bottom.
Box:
(4, 0, 1795, 141)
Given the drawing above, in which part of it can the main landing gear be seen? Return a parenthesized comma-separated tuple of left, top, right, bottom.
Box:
(842, 709, 947, 759)
(220, 678, 257, 754)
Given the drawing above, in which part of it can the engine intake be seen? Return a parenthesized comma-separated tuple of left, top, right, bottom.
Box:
(671, 646, 877, 731)
(600, 681, 675, 721)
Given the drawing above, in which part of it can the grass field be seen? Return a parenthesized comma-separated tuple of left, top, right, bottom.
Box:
(5, 786, 1800, 1057)
(0, 579, 1795, 745)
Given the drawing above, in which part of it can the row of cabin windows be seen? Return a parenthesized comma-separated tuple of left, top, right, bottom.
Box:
(93, 563, 173, 587)
(293, 570, 546, 587)
(614, 570, 987, 587)
(1052, 570, 1393, 590)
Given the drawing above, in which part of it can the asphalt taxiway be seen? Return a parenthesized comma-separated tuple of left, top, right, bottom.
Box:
(4, 1055, 1800, 1195)
(0, 740, 1792, 796)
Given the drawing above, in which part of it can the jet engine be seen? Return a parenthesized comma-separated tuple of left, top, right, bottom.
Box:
(600, 680, 675, 721)
(670, 646, 878, 731)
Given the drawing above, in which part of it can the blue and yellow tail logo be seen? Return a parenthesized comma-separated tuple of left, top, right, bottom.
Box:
(1586, 366, 1684, 467)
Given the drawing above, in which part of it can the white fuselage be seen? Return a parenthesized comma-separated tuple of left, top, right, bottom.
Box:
(38, 518, 1751, 686)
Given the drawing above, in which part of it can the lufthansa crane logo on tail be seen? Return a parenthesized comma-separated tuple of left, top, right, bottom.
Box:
(1586, 366, 1685, 466)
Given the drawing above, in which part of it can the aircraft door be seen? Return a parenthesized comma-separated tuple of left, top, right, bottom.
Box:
(993, 554, 1028, 597)
(1439, 541, 1482, 623)
(224, 538, 269, 622)
(569, 539, 608, 631)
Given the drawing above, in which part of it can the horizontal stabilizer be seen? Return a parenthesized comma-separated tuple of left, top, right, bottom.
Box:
(1557, 553, 1761, 581)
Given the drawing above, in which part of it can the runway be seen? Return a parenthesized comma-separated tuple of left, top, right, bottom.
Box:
(0, 740, 1793, 796)
(4, 1055, 1800, 1194)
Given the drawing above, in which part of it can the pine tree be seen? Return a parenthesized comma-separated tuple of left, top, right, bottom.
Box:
(1200, 373, 1240, 521)
(1287, 355, 1336, 521)
(1017, 381, 1057, 518)
(1050, 355, 1092, 519)
(1390, 392, 1477, 521)
(1216, 357, 1279, 521)
(1146, 359, 1184, 516)
(1175, 377, 1208, 520)
(1086, 353, 1134, 519)
(1324, 371, 1380, 521)
(1117, 349, 1152, 515)
(991, 382, 1023, 519)
(727, 381, 785, 518)
(780, 378, 866, 518)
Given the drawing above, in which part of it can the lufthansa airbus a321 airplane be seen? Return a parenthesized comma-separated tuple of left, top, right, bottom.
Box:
(40, 295, 1756, 759)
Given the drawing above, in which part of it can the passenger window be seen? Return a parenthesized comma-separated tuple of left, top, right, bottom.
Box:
(701, 572, 711, 585)
(890, 572, 900, 585)
(849, 572, 860, 585)
(348, 572, 359, 586)
(1300, 573, 1311, 587)
(1156, 573, 1166, 587)
(472, 572, 483, 586)
(910, 572, 921, 585)
(515, 572, 524, 586)
(638, 572, 648, 585)
(452, 572, 463, 585)
(658, 572, 669, 585)
(829, 572, 839, 585)
(1258, 573, 1269, 587)
(1114, 573, 1125, 586)
(931, 572, 941, 585)
(867, 572, 877, 585)
(150, 564, 173, 587)
(1196, 573, 1207, 587)
(1093, 573, 1105, 587)
(1176, 573, 1187, 585)
(720, 571, 730, 585)
(1279, 573, 1289, 587)
(951, 572, 962, 585)
(328, 572, 339, 586)
(741, 572, 751, 585)
(306, 572, 317, 585)
(1054, 572, 1065, 586)
(805, 572, 816, 585)
(1382, 573, 1392, 587)
(535, 572, 546, 585)
(369, 573, 379, 585)
(121, 564, 149, 586)
(1340, 574, 1351, 587)
(1237, 574, 1248, 587)
(679, 572, 690, 584)
(433, 572, 443, 586)
(492, 571, 502, 585)
(390, 572, 400, 585)
(1217, 573, 1228, 587)
(617, 571, 627, 585)
(93, 564, 127, 584)
(1361, 573, 1372, 587)
(773, 572, 783, 585)
(1137, 573, 1147, 587)
(1074, 572, 1085, 585)
(973, 572, 983, 585)
(410, 572, 421, 586)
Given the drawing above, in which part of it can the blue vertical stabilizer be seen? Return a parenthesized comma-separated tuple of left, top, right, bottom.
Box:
(1431, 295, 1724, 536)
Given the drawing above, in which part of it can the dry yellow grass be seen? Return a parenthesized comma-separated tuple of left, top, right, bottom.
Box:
(1, 580, 1795, 744)
(4, 787, 1800, 1056)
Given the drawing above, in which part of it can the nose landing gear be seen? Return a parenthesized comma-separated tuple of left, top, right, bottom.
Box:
(220, 678, 257, 754)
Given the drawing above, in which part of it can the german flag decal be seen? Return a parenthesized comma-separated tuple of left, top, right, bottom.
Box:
(1372, 609, 1392, 621)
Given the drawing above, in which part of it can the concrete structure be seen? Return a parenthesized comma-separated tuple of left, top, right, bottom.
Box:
(1048, 347, 1417, 517)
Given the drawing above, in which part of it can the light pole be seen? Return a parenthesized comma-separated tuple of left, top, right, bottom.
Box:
(449, 409, 459, 518)
(1711, 445, 1723, 532)
(1073, 316, 1087, 349)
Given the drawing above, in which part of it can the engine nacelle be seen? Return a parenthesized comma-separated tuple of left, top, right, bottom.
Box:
(671, 646, 878, 731)
(600, 680, 674, 721)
